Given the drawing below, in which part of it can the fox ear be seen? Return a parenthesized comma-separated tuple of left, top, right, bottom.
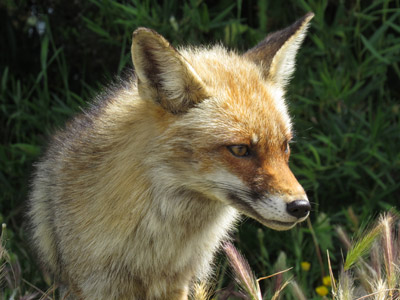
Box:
(244, 13, 314, 87)
(131, 28, 208, 114)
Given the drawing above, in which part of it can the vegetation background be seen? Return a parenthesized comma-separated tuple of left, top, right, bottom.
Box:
(1, 0, 399, 299)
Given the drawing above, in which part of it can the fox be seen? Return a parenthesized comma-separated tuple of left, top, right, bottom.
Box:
(28, 12, 314, 300)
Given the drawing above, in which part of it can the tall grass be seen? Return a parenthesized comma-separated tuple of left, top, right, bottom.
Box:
(220, 213, 400, 299)
(333, 212, 400, 299)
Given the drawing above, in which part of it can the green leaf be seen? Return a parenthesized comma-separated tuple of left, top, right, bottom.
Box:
(12, 144, 41, 156)
(360, 34, 390, 64)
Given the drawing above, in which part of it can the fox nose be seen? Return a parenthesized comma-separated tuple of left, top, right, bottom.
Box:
(286, 200, 311, 219)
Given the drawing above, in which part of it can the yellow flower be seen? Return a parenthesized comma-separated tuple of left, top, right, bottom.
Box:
(323, 275, 332, 286)
(315, 285, 329, 296)
(301, 261, 311, 271)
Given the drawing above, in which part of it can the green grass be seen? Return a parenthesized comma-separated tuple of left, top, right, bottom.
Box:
(1, 0, 399, 299)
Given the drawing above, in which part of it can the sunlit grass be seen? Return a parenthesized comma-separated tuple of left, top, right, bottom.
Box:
(331, 212, 400, 300)
(221, 212, 399, 300)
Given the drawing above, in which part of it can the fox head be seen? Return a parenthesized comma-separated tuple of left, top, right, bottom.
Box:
(131, 13, 313, 231)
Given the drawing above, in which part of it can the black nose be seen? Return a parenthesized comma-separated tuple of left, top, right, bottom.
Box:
(286, 200, 310, 219)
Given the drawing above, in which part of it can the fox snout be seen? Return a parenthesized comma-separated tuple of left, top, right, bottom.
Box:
(250, 193, 310, 231)
(243, 194, 310, 231)
(251, 170, 310, 230)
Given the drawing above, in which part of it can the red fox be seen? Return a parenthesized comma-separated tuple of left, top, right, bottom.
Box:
(29, 13, 313, 300)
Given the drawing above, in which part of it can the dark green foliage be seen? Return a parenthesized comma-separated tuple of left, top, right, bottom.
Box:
(289, 0, 400, 214)
(0, 0, 399, 298)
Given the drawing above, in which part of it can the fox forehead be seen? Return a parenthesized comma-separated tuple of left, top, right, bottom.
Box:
(180, 46, 293, 145)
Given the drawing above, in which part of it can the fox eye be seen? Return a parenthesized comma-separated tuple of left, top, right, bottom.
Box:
(227, 145, 250, 157)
